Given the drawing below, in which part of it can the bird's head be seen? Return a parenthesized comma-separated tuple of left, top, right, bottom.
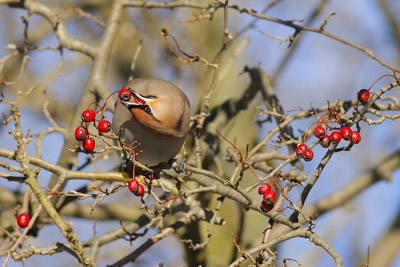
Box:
(120, 86, 158, 121)
(119, 79, 190, 137)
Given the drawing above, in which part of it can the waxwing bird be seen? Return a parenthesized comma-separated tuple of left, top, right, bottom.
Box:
(112, 78, 190, 167)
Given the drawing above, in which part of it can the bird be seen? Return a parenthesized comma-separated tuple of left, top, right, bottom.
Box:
(112, 78, 190, 167)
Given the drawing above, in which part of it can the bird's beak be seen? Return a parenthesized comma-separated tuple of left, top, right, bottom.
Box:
(120, 87, 148, 110)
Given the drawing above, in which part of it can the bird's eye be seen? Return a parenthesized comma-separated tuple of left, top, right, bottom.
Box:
(143, 106, 152, 114)
(145, 95, 156, 99)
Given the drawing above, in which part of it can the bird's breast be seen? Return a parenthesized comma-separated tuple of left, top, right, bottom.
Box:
(112, 101, 186, 166)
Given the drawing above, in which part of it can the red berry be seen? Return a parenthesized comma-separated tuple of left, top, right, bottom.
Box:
(128, 179, 139, 192)
(260, 201, 274, 213)
(302, 148, 314, 162)
(82, 137, 95, 152)
(319, 135, 331, 148)
(81, 109, 96, 122)
(350, 131, 361, 144)
(119, 88, 132, 101)
(17, 213, 30, 228)
(358, 89, 370, 104)
(340, 126, 352, 140)
(98, 120, 111, 133)
(134, 184, 145, 196)
(263, 190, 276, 203)
(258, 183, 271, 195)
(330, 131, 342, 144)
(74, 126, 88, 141)
(314, 126, 326, 138)
(296, 144, 307, 158)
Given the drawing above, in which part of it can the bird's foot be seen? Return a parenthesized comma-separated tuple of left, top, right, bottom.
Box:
(174, 158, 187, 173)
(121, 152, 135, 163)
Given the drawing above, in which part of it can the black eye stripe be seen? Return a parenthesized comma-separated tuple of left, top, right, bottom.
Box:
(138, 105, 153, 115)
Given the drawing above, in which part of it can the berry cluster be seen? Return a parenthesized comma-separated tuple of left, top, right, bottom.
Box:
(73, 88, 133, 153)
(297, 125, 361, 161)
(74, 109, 112, 153)
(296, 143, 314, 162)
(258, 183, 276, 212)
(128, 178, 145, 196)
(296, 88, 368, 162)
(17, 212, 30, 228)
(73, 88, 145, 196)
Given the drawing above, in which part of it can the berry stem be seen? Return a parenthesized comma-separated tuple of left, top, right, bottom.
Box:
(87, 102, 101, 111)
(368, 74, 396, 91)
(96, 90, 120, 116)
(24, 190, 34, 214)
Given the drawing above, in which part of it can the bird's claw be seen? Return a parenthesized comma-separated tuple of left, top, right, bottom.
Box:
(121, 152, 135, 163)
(174, 158, 187, 173)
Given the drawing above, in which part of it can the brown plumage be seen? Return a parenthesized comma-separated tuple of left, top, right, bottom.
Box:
(112, 78, 190, 166)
